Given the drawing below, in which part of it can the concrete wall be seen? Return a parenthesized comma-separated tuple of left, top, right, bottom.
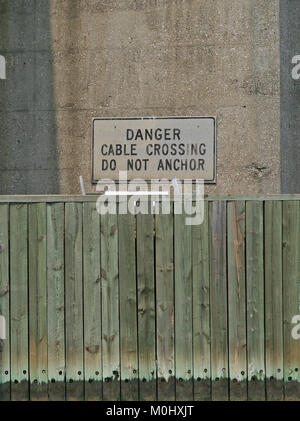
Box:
(0, 0, 280, 194)
(280, 0, 300, 193)
(0, 0, 59, 194)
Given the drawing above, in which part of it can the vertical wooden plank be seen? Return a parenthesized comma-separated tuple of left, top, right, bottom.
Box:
(119, 213, 138, 401)
(137, 214, 156, 401)
(29, 203, 48, 400)
(227, 201, 247, 400)
(0, 204, 10, 400)
(174, 212, 193, 401)
(193, 201, 211, 401)
(10, 204, 29, 401)
(265, 201, 283, 401)
(156, 210, 175, 401)
(246, 201, 265, 400)
(83, 202, 102, 401)
(209, 201, 228, 401)
(101, 213, 120, 400)
(47, 203, 65, 401)
(65, 203, 84, 401)
(283, 201, 300, 400)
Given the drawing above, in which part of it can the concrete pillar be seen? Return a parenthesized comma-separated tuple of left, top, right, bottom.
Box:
(0, 0, 59, 194)
(280, 0, 300, 193)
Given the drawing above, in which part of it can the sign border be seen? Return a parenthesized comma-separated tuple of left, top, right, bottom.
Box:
(91, 116, 216, 184)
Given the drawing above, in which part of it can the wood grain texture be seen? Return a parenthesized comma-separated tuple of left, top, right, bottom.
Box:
(156, 211, 175, 401)
(174, 212, 193, 401)
(283, 201, 300, 400)
(137, 214, 156, 401)
(29, 203, 48, 400)
(65, 203, 84, 401)
(2, 197, 300, 401)
(3, 194, 300, 203)
(47, 203, 65, 401)
(265, 201, 283, 401)
(246, 201, 265, 401)
(83, 202, 102, 401)
(192, 201, 211, 401)
(119, 213, 138, 401)
(10, 204, 29, 401)
(101, 213, 120, 401)
(227, 201, 247, 400)
(0, 204, 10, 400)
(209, 201, 228, 401)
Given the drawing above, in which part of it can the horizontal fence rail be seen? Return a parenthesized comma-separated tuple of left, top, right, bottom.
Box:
(0, 197, 300, 401)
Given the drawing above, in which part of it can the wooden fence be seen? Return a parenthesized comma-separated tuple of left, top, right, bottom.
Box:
(0, 196, 300, 401)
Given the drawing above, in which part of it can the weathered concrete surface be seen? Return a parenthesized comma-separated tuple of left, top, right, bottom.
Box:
(280, 0, 300, 193)
(0, 0, 280, 194)
(0, 0, 59, 194)
(49, 0, 280, 194)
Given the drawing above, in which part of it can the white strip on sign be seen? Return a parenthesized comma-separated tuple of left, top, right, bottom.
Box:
(0, 315, 6, 340)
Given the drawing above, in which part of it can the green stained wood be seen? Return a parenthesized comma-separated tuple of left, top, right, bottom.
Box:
(156, 210, 175, 401)
(3, 196, 300, 401)
(246, 201, 265, 401)
(265, 201, 283, 401)
(209, 201, 228, 401)
(119, 213, 138, 401)
(29, 203, 48, 400)
(137, 214, 156, 401)
(101, 213, 120, 400)
(174, 212, 193, 401)
(0, 204, 10, 400)
(282, 201, 300, 400)
(10, 204, 29, 401)
(47, 203, 65, 400)
(192, 201, 211, 401)
(65, 203, 84, 401)
(227, 201, 247, 400)
(83, 202, 102, 401)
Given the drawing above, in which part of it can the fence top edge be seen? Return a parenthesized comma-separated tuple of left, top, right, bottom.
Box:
(0, 194, 299, 203)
